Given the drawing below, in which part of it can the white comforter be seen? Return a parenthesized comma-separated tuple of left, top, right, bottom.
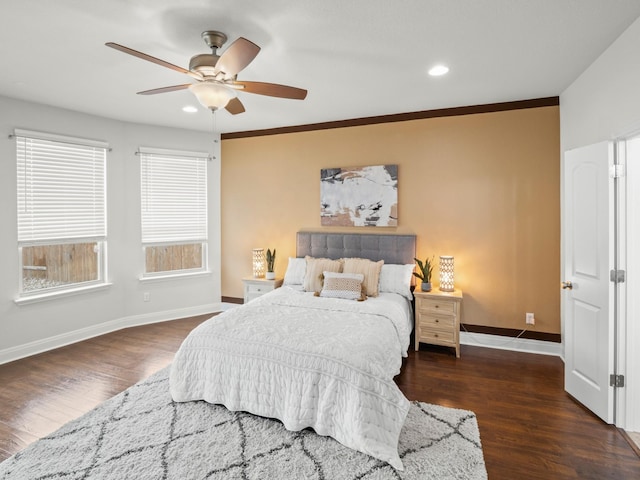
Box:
(169, 287, 412, 469)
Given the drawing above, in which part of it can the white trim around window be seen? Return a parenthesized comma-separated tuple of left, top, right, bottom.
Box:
(14, 130, 108, 300)
(139, 147, 209, 278)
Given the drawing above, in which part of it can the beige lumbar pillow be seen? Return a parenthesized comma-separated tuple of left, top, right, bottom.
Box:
(303, 256, 343, 293)
(319, 272, 365, 301)
(342, 258, 384, 297)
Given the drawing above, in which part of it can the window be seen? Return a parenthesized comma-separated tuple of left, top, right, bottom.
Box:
(15, 129, 107, 298)
(139, 147, 208, 278)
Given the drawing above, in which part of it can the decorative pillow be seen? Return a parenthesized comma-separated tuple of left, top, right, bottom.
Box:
(303, 256, 343, 293)
(283, 257, 307, 286)
(342, 258, 384, 297)
(379, 264, 415, 300)
(319, 272, 365, 300)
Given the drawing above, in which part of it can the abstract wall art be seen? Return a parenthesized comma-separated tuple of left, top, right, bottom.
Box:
(320, 164, 398, 227)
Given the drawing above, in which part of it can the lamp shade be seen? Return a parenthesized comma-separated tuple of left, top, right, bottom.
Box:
(189, 82, 235, 110)
(252, 248, 265, 278)
(439, 255, 454, 292)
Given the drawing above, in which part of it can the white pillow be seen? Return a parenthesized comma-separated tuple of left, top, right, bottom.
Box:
(283, 257, 306, 286)
(320, 272, 365, 300)
(378, 264, 415, 300)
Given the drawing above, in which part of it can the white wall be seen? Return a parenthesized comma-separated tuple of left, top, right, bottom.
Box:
(561, 17, 640, 150)
(560, 16, 640, 432)
(0, 95, 221, 363)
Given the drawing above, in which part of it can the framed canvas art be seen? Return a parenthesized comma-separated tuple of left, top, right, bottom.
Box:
(320, 164, 398, 227)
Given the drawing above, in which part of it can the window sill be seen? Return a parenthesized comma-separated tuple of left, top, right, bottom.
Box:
(139, 270, 211, 283)
(14, 282, 113, 305)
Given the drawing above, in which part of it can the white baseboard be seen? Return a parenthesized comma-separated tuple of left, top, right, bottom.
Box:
(460, 331, 563, 357)
(0, 303, 222, 366)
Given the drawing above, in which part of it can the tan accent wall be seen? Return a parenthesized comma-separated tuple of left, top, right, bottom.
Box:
(221, 105, 560, 334)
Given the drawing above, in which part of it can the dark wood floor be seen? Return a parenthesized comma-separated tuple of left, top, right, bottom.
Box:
(0, 316, 638, 479)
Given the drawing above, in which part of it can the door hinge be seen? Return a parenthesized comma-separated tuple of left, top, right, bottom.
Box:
(609, 164, 626, 178)
(610, 374, 625, 388)
(610, 269, 625, 283)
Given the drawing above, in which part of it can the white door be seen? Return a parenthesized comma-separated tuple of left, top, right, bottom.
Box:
(563, 141, 614, 423)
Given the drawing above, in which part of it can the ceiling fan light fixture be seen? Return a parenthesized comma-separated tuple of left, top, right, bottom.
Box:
(189, 82, 236, 110)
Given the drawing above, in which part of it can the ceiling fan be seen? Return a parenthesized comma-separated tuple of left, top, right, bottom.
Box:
(106, 30, 307, 115)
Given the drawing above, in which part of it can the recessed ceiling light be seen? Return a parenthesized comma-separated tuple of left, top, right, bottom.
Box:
(428, 65, 449, 76)
(182, 105, 198, 113)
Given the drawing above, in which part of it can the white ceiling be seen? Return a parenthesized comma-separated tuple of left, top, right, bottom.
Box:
(2, 0, 640, 134)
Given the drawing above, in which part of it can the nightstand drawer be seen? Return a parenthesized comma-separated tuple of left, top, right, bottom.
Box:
(419, 329, 455, 345)
(246, 284, 271, 295)
(245, 291, 266, 303)
(418, 313, 456, 330)
(242, 277, 283, 303)
(418, 299, 456, 314)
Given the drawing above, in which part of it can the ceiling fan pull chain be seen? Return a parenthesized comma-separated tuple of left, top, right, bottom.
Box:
(211, 110, 218, 160)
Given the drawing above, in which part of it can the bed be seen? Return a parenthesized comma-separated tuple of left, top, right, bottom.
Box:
(170, 232, 416, 469)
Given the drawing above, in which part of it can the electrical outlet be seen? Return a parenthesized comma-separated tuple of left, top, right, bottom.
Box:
(143, 292, 150, 302)
(526, 312, 535, 325)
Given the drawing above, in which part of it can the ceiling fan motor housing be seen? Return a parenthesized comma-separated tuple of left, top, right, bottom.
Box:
(189, 54, 220, 77)
(189, 31, 228, 77)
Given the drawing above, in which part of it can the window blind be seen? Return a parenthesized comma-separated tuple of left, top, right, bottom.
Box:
(140, 149, 208, 244)
(16, 134, 107, 242)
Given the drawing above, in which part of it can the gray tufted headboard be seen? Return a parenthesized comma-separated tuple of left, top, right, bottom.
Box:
(296, 232, 416, 265)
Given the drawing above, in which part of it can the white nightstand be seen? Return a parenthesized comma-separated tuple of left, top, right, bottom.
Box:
(242, 277, 283, 303)
(414, 289, 463, 357)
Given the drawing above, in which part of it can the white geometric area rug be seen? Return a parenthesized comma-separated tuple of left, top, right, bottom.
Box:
(0, 368, 487, 480)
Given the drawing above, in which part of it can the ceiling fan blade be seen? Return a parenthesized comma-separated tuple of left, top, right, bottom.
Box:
(137, 84, 192, 95)
(225, 97, 246, 115)
(216, 37, 260, 76)
(234, 81, 307, 100)
(106, 42, 202, 80)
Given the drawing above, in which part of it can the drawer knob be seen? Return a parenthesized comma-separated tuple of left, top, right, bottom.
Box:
(435, 305, 439, 308)
(434, 333, 439, 338)
(435, 319, 439, 323)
